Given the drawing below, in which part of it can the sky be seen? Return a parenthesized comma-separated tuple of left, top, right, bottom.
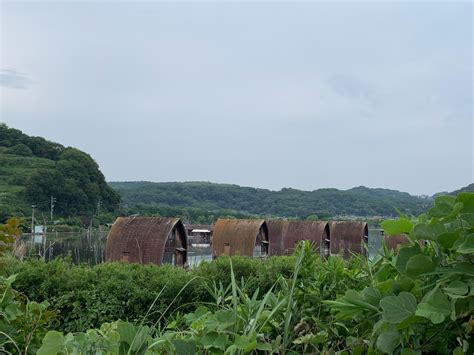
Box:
(0, 1, 472, 196)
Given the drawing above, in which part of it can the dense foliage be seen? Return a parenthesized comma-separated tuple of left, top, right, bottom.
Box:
(2, 255, 297, 332)
(110, 181, 433, 221)
(0, 124, 120, 219)
(328, 192, 474, 353)
(1, 188, 473, 353)
(1, 246, 371, 353)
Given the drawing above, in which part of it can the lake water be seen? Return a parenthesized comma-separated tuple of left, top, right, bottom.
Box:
(19, 228, 384, 266)
(19, 230, 213, 267)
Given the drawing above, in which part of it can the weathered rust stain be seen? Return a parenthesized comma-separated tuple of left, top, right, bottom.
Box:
(106, 217, 187, 266)
(267, 220, 330, 256)
(329, 221, 368, 258)
(212, 219, 268, 257)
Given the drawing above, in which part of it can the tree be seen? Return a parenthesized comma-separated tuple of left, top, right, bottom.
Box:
(5, 144, 33, 156)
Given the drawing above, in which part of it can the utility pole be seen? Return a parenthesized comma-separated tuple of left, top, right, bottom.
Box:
(50, 196, 56, 221)
(31, 204, 36, 235)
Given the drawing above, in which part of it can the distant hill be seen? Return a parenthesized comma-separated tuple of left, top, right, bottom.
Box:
(0, 124, 120, 219)
(3, 124, 466, 223)
(449, 183, 474, 195)
(109, 181, 433, 222)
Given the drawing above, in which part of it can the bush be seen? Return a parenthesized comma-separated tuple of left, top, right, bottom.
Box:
(1, 255, 300, 332)
(327, 193, 474, 353)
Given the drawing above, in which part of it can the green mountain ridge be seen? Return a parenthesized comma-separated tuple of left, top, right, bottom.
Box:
(109, 180, 434, 221)
(1, 124, 470, 222)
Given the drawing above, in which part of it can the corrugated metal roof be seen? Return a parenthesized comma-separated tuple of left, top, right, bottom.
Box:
(384, 234, 410, 251)
(267, 220, 330, 256)
(329, 221, 368, 258)
(212, 218, 268, 257)
(106, 216, 187, 266)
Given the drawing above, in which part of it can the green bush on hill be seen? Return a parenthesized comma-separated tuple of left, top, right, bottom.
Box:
(0, 124, 120, 219)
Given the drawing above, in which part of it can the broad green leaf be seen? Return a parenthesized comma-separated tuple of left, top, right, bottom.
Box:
(234, 334, 250, 349)
(256, 342, 272, 351)
(215, 309, 234, 325)
(395, 244, 421, 273)
(391, 276, 415, 295)
(116, 322, 136, 345)
(376, 279, 395, 295)
(363, 286, 382, 307)
(381, 218, 414, 236)
(412, 222, 446, 241)
(405, 254, 435, 278)
(457, 234, 474, 254)
(201, 332, 227, 350)
(130, 326, 149, 352)
(442, 262, 474, 277)
(460, 213, 474, 225)
(468, 279, 474, 296)
(437, 231, 461, 249)
(376, 330, 400, 354)
(416, 287, 451, 324)
(428, 196, 457, 218)
(172, 339, 196, 355)
(444, 281, 468, 297)
(400, 349, 420, 355)
(37, 331, 65, 355)
(380, 292, 417, 324)
(457, 193, 474, 213)
(244, 340, 257, 352)
(213, 333, 228, 350)
(148, 339, 168, 350)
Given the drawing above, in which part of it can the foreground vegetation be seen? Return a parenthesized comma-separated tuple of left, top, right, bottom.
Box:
(1, 192, 473, 354)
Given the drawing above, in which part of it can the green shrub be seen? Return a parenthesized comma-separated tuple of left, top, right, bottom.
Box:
(327, 193, 474, 354)
(0, 274, 56, 354)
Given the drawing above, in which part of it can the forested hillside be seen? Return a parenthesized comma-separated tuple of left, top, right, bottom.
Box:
(0, 124, 120, 219)
(2, 124, 467, 223)
(110, 181, 433, 221)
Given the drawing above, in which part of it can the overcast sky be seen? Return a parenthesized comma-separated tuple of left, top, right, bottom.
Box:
(1, 1, 472, 196)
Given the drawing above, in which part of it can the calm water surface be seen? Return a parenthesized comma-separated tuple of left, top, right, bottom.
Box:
(20, 230, 212, 267)
(20, 228, 384, 266)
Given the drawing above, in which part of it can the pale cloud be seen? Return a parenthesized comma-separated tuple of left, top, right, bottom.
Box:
(0, 1, 472, 195)
(0, 69, 30, 89)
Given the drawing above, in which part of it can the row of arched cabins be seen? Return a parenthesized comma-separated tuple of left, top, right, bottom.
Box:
(105, 217, 394, 266)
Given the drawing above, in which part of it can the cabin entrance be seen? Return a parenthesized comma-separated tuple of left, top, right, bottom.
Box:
(163, 228, 186, 266)
(253, 229, 269, 257)
(163, 229, 177, 265)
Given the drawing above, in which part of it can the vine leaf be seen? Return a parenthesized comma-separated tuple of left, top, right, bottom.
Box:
(380, 292, 417, 324)
(395, 244, 421, 273)
(376, 330, 400, 354)
(381, 218, 413, 236)
(457, 234, 474, 254)
(37, 331, 65, 355)
(415, 287, 451, 324)
(405, 254, 435, 278)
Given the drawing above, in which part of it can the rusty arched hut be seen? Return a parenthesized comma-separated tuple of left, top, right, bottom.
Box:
(106, 217, 187, 266)
(329, 221, 368, 258)
(384, 234, 410, 251)
(267, 220, 330, 256)
(212, 219, 269, 257)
